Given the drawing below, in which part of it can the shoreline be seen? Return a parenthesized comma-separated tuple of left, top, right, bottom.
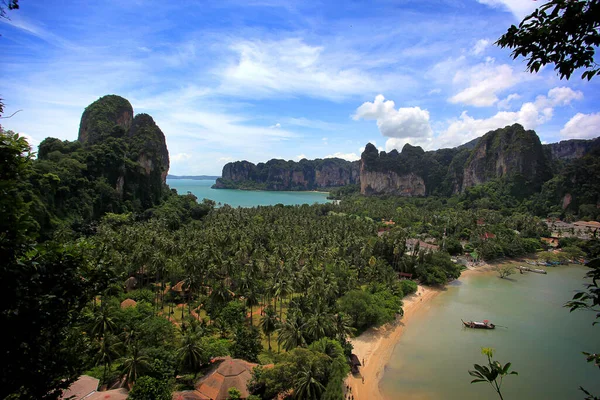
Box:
(345, 266, 494, 400)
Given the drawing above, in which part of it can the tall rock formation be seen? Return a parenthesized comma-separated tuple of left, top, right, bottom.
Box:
(461, 124, 550, 191)
(359, 143, 427, 196)
(214, 158, 359, 190)
(77, 95, 170, 207)
(544, 137, 600, 162)
(128, 113, 170, 183)
(78, 95, 133, 145)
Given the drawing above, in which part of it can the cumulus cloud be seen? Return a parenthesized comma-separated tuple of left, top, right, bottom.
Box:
(295, 154, 307, 160)
(353, 94, 433, 140)
(218, 156, 234, 162)
(270, 122, 281, 129)
(497, 93, 521, 110)
(440, 87, 583, 148)
(472, 39, 490, 55)
(217, 38, 410, 100)
(172, 152, 192, 162)
(324, 152, 360, 161)
(560, 113, 600, 139)
(449, 61, 533, 107)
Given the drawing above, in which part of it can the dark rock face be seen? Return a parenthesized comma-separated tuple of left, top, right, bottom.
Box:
(214, 158, 359, 190)
(461, 124, 550, 191)
(78, 95, 133, 145)
(77, 95, 170, 207)
(128, 113, 170, 184)
(544, 137, 600, 161)
(360, 143, 427, 196)
(215, 123, 598, 198)
(221, 161, 256, 182)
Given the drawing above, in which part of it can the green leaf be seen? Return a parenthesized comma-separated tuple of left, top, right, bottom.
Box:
(471, 379, 487, 384)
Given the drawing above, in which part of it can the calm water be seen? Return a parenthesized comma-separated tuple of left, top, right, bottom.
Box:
(167, 179, 331, 208)
(381, 265, 600, 400)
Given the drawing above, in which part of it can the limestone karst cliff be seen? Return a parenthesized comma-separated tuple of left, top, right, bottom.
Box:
(213, 124, 598, 202)
(461, 124, 551, 191)
(77, 95, 169, 207)
(214, 158, 359, 190)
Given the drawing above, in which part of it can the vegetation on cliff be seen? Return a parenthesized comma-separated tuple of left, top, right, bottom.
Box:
(214, 157, 359, 190)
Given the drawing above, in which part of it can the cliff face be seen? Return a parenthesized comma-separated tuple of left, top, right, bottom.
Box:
(214, 158, 359, 190)
(544, 137, 600, 161)
(128, 113, 170, 184)
(78, 95, 133, 145)
(77, 95, 170, 207)
(360, 169, 425, 196)
(461, 124, 550, 191)
(221, 161, 257, 182)
(358, 142, 456, 196)
(214, 124, 598, 197)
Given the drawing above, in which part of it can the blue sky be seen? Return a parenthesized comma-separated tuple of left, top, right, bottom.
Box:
(1, 0, 599, 175)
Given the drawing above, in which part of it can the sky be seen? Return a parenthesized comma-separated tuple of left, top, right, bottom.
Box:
(1, 0, 599, 176)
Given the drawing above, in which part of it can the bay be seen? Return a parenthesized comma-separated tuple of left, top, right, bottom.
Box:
(381, 265, 600, 399)
(167, 179, 331, 208)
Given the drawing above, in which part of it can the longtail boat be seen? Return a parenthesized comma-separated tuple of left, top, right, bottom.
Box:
(461, 319, 495, 329)
(517, 266, 547, 274)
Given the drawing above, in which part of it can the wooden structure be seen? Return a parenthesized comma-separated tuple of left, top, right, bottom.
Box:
(398, 272, 413, 280)
(173, 357, 258, 400)
(517, 266, 547, 274)
(349, 353, 362, 374)
(461, 319, 495, 329)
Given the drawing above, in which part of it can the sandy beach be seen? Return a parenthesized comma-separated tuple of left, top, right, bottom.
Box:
(345, 266, 492, 400)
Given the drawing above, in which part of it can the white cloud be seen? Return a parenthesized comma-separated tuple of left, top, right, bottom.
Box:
(219, 156, 234, 162)
(560, 113, 600, 139)
(476, 0, 544, 20)
(449, 61, 533, 107)
(497, 93, 521, 110)
(172, 152, 192, 162)
(216, 38, 411, 100)
(324, 152, 360, 161)
(428, 88, 441, 95)
(282, 117, 343, 131)
(440, 87, 583, 147)
(270, 122, 281, 129)
(295, 154, 307, 160)
(353, 94, 433, 140)
(472, 39, 490, 55)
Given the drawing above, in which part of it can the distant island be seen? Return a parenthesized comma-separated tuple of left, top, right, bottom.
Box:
(167, 174, 221, 180)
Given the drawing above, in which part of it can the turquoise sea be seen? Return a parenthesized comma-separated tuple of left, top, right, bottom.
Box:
(167, 179, 331, 208)
(380, 265, 600, 400)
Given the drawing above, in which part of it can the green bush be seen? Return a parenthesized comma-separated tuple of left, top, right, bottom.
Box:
(128, 376, 171, 400)
(399, 280, 418, 296)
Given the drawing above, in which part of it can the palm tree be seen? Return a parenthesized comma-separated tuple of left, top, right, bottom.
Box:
(331, 312, 354, 342)
(304, 307, 333, 342)
(90, 305, 117, 341)
(260, 306, 278, 351)
(177, 334, 206, 378)
(294, 363, 325, 400)
(94, 333, 121, 385)
(277, 316, 306, 351)
(120, 345, 150, 387)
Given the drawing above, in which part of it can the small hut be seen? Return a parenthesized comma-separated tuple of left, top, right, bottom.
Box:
(60, 375, 99, 399)
(120, 298, 137, 309)
(172, 357, 258, 400)
(349, 354, 361, 374)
